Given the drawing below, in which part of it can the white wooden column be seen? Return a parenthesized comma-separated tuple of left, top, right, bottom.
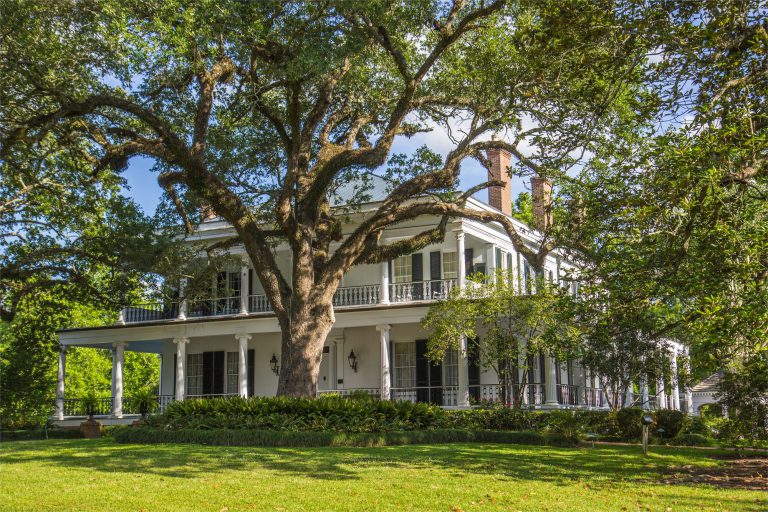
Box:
(670, 349, 680, 411)
(640, 377, 650, 410)
(236, 333, 251, 397)
(111, 342, 126, 418)
(380, 261, 390, 304)
(178, 277, 188, 320)
(657, 376, 667, 409)
(376, 324, 391, 400)
(239, 266, 249, 315)
(486, 245, 496, 284)
(457, 335, 470, 407)
(518, 348, 528, 405)
(174, 337, 189, 401)
(55, 346, 67, 420)
(456, 231, 466, 291)
(544, 354, 558, 406)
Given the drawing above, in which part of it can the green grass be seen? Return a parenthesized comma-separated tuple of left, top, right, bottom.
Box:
(0, 439, 764, 511)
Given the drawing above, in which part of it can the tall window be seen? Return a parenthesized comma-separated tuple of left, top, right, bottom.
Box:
(226, 352, 239, 394)
(393, 255, 412, 283)
(443, 348, 458, 386)
(186, 353, 203, 396)
(507, 253, 514, 284)
(394, 342, 416, 388)
(442, 252, 457, 279)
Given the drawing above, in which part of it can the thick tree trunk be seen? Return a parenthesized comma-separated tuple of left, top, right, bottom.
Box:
(275, 299, 335, 397)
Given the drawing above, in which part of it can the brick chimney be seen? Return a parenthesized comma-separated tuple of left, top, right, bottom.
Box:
(485, 147, 512, 216)
(531, 176, 553, 231)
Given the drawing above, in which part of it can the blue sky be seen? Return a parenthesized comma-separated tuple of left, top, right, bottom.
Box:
(120, 126, 531, 215)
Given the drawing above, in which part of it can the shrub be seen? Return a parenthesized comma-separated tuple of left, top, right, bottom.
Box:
(669, 433, 713, 447)
(147, 395, 448, 433)
(654, 409, 685, 438)
(679, 416, 710, 436)
(112, 426, 550, 447)
(0, 428, 83, 441)
(615, 408, 645, 439)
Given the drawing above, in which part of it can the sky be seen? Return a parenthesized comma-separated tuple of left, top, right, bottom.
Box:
(119, 119, 533, 216)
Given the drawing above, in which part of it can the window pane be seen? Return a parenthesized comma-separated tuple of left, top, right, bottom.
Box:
(226, 351, 239, 394)
(393, 255, 412, 283)
(394, 342, 416, 388)
(443, 348, 458, 386)
(442, 252, 457, 279)
(186, 353, 203, 396)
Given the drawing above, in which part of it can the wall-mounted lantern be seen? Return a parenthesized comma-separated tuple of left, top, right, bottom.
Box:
(270, 353, 280, 375)
(347, 350, 358, 373)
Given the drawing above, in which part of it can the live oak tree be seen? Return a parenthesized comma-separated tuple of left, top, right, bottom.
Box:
(1, 0, 647, 395)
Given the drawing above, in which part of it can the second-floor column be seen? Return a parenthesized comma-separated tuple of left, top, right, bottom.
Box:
(380, 261, 390, 304)
(55, 346, 67, 420)
(174, 337, 189, 401)
(178, 277, 188, 320)
(111, 342, 126, 418)
(456, 231, 466, 291)
(236, 333, 251, 397)
(376, 324, 391, 400)
(239, 266, 249, 315)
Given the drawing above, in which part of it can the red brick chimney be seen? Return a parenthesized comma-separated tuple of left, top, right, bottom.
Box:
(531, 176, 553, 231)
(485, 147, 512, 216)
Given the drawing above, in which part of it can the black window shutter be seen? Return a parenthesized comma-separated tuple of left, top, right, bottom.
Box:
(539, 352, 546, 384)
(247, 349, 255, 397)
(411, 253, 423, 281)
(555, 359, 561, 385)
(412, 253, 423, 300)
(202, 351, 214, 395)
(213, 351, 225, 394)
(415, 340, 429, 402)
(429, 251, 441, 281)
(464, 248, 473, 277)
(248, 269, 253, 295)
(468, 337, 480, 386)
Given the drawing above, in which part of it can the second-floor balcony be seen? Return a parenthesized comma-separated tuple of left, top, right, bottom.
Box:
(119, 278, 458, 325)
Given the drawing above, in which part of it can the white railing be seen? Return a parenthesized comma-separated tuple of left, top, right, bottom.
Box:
(391, 386, 459, 406)
(121, 302, 179, 323)
(187, 296, 241, 317)
(332, 285, 380, 307)
(389, 279, 456, 303)
(316, 388, 381, 398)
(248, 294, 272, 313)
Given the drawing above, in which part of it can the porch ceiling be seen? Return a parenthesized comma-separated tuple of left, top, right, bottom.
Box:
(64, 339, 165, 353)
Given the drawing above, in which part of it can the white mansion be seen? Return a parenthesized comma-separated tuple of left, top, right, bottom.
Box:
(54, 149, 692, 423)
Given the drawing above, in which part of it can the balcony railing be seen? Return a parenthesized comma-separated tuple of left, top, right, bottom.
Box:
(389, 279, 456, 303)
(584, 387, 608, 408)
(119, 279, 458, 324)
(391, 386, 459, 406)
(557, 384, 580, 406)
(122, 302, 179, 323)
(333, 285, 380, 307)
(187, 296, 241, 317)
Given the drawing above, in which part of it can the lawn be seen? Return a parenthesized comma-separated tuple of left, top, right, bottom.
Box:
(0, 439, 765, 512)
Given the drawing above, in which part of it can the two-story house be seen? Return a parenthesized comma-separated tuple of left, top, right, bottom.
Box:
(54, 149, 692, 424)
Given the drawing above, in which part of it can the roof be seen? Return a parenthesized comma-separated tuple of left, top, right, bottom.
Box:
(691, 372, 722, 393)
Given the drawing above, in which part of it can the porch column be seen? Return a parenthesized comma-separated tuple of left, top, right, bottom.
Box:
(457, 335, 470, 407)
(670, 349, 680, 411)
(376, 324, 391, 400)
(456, 231, 466, 291)
(174, 337, 189, 401)
(178, 277, 188, 320)
(236, 333, 251, 397)
(575, 360, 586, 406)
(380, 261, 390, 304)
(518, 348, 528, 405)
(55, 346, 67, 420)
(486, 245, 496, 284)
(657, 376, 667, 409)
(111, 342, 125, 418)
(239, 266, 249, 315)
(624, 374, 634, 408)
(544, 354, 558, 406)
(640, 377, 650, 410)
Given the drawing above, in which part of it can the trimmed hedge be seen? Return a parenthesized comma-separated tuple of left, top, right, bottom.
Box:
(1, 428, 83, 441)
(113, 426, 553, 447)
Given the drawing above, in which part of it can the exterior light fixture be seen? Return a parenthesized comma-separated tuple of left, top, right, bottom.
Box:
(347, 350, 358, 373)
(270, 353, 279, 375)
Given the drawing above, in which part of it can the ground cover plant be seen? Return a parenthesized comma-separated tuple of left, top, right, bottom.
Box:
(0, 439, 765, 512)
